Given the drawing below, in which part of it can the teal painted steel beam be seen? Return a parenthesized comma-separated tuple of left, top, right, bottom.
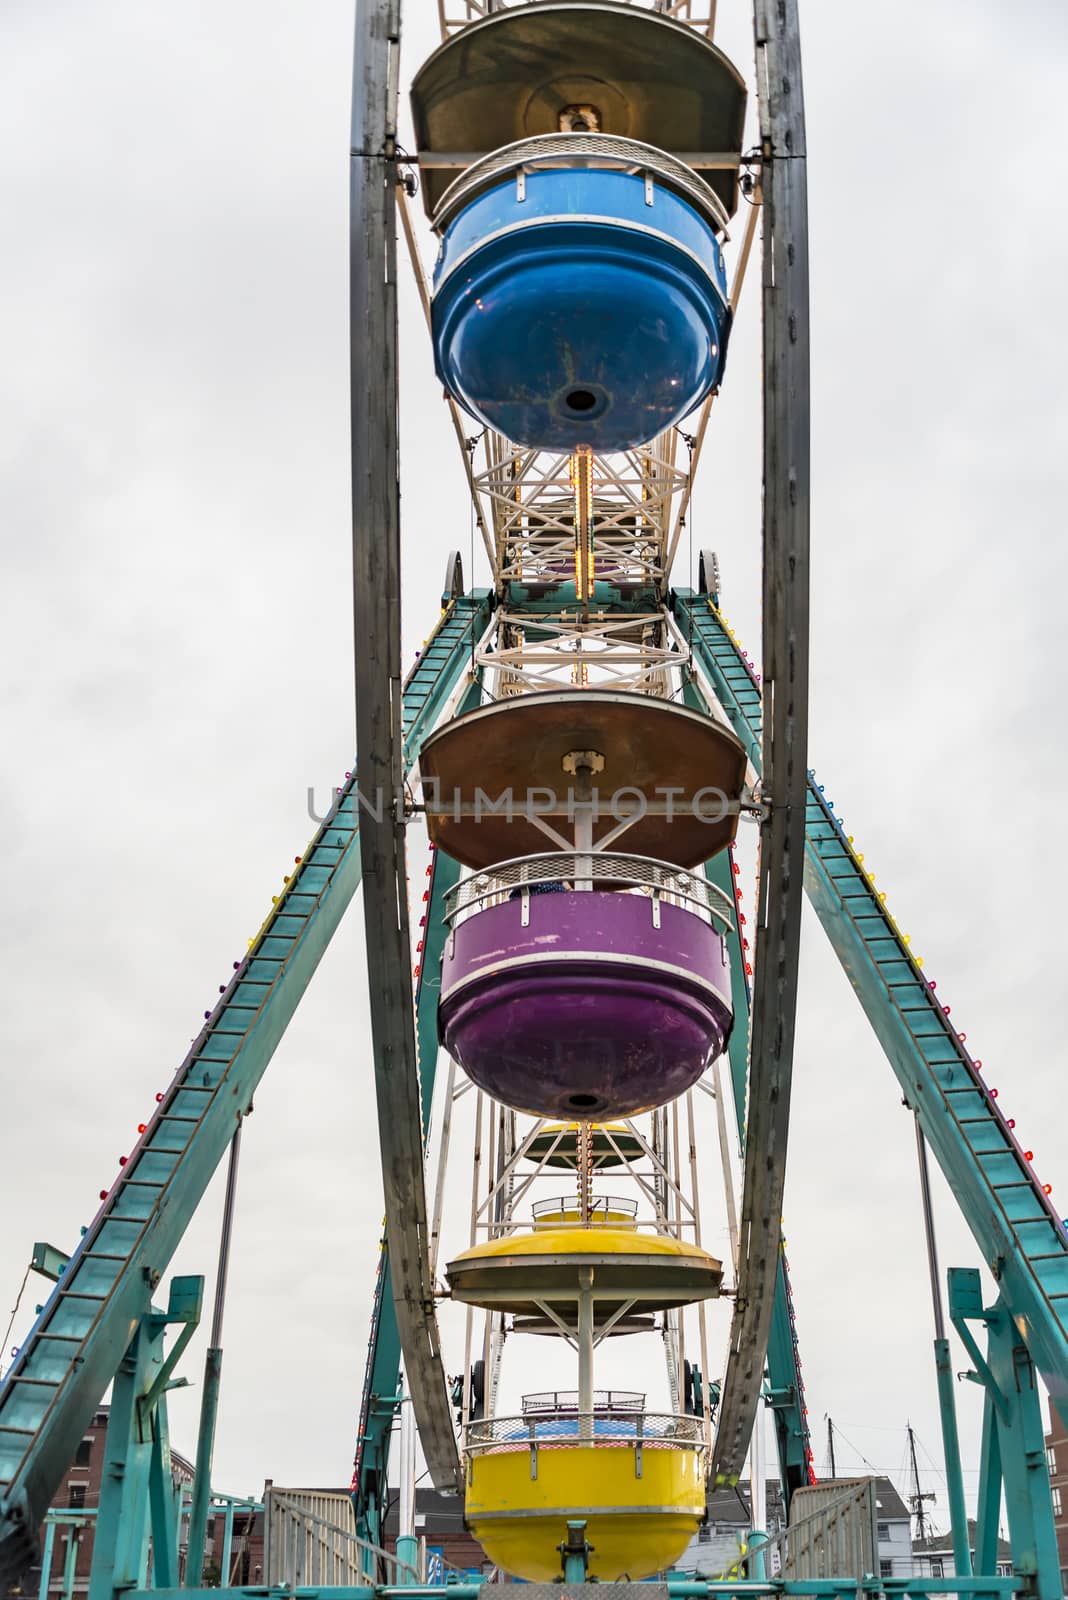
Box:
(932, 1336, 972, 1580)
(676, 589, 1068, 1426)
(975, 1386, 1003, 1583)
(0, 594, 490, 1588)
(949, 1272, 1061, 1596)
(124, 1580, 1027, 1599)
(88, 1302, 168, 1600)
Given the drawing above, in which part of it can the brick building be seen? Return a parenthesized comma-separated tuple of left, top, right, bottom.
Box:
(1044, 1399, 1068, 1589)
(382, 1487, 490, 1577)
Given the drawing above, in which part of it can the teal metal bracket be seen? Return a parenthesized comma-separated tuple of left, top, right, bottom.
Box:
(31, 1244, 71, 1284)
(948, 1268, 1060, 1597)
(139, 1277, 203, 1419)
(558, 1519, 593, 1584)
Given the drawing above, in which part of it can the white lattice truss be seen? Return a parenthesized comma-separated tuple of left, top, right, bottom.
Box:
(480, 607, 683, 697)
(438, 0, 717, 43)
(471, 431, 692, 591)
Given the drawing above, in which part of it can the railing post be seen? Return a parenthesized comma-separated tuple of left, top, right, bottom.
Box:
(220, 1500, 235, 1585)
(38, 1519, 55, 1600)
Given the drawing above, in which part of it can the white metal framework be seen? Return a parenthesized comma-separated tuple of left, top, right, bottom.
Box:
(437, 0, 717, 44)
(431, 1088, 739, 1454)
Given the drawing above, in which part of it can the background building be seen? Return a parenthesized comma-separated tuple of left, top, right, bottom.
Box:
(382, 1488, 490, 1579)
(912, 1522, 1012, 1582)
(1044, 1399, 1068, 1588)
(673, 1476, 911, 1583)
(28, 1408, 261, 1597)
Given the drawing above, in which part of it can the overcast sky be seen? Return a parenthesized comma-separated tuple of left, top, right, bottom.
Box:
(2, 0, 1067, 1543)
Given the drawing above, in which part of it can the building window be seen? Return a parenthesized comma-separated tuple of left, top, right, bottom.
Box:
(930, 1559, 944, 1578)
(879, 1560, 892, 1579)
(74, 1439, 92, 1468)
(68, 1485, 86, 1509)
(1048, 1445, 1057, 1474)
(697, 1525, 711, 1544)
(876, 1522, 890, 1541)
(1052, 1486, 1063, 1517)
(997, 1564, 1012, 1577)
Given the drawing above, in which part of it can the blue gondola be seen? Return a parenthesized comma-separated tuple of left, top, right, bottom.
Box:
(431, 141, 732, 454)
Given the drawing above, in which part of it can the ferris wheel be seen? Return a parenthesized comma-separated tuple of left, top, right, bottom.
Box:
(352, 0, 804, 1579)
(0, 4, 1065, 1597)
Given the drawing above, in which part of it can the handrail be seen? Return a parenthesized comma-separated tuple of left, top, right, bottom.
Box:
(445, 850, 734, 933)
(464, 1409, 705, 1455)
(521, 1389, 644, 1415)
(433, 132, 730, 234)
(530, 1195, 639, 1224)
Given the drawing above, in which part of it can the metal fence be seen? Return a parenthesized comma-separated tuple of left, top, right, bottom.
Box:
(765, 1477, 878, 1584)
(263, 1486, 419, 1588)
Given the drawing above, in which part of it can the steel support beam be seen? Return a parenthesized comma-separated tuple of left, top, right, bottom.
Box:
(349, 0, 460, 1492)
(712, 0, 810, 1486)
(950, 1271, 1061, 1596)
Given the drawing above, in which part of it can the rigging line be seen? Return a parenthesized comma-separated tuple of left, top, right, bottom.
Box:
(824, 1421, 881, 1475)
(0, 1263, 31, 1381)
(915, 1429, 950, 1483)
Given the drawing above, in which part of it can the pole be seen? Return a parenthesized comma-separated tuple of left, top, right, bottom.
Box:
(908, 1424, 934, 1548)
(577, 1268, 595, 1444)
(750, 1397, 767, 1578)
(38, 1521, 56, 1600)
(60, 1522, 78, 1600)
(914, 1119, 971, 1575)
(827, 1416, 836, 1480)
(396, 1388, 418, 1584)
(185, 1122, 243, 1587)
(710, 1057, 739, 1268)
